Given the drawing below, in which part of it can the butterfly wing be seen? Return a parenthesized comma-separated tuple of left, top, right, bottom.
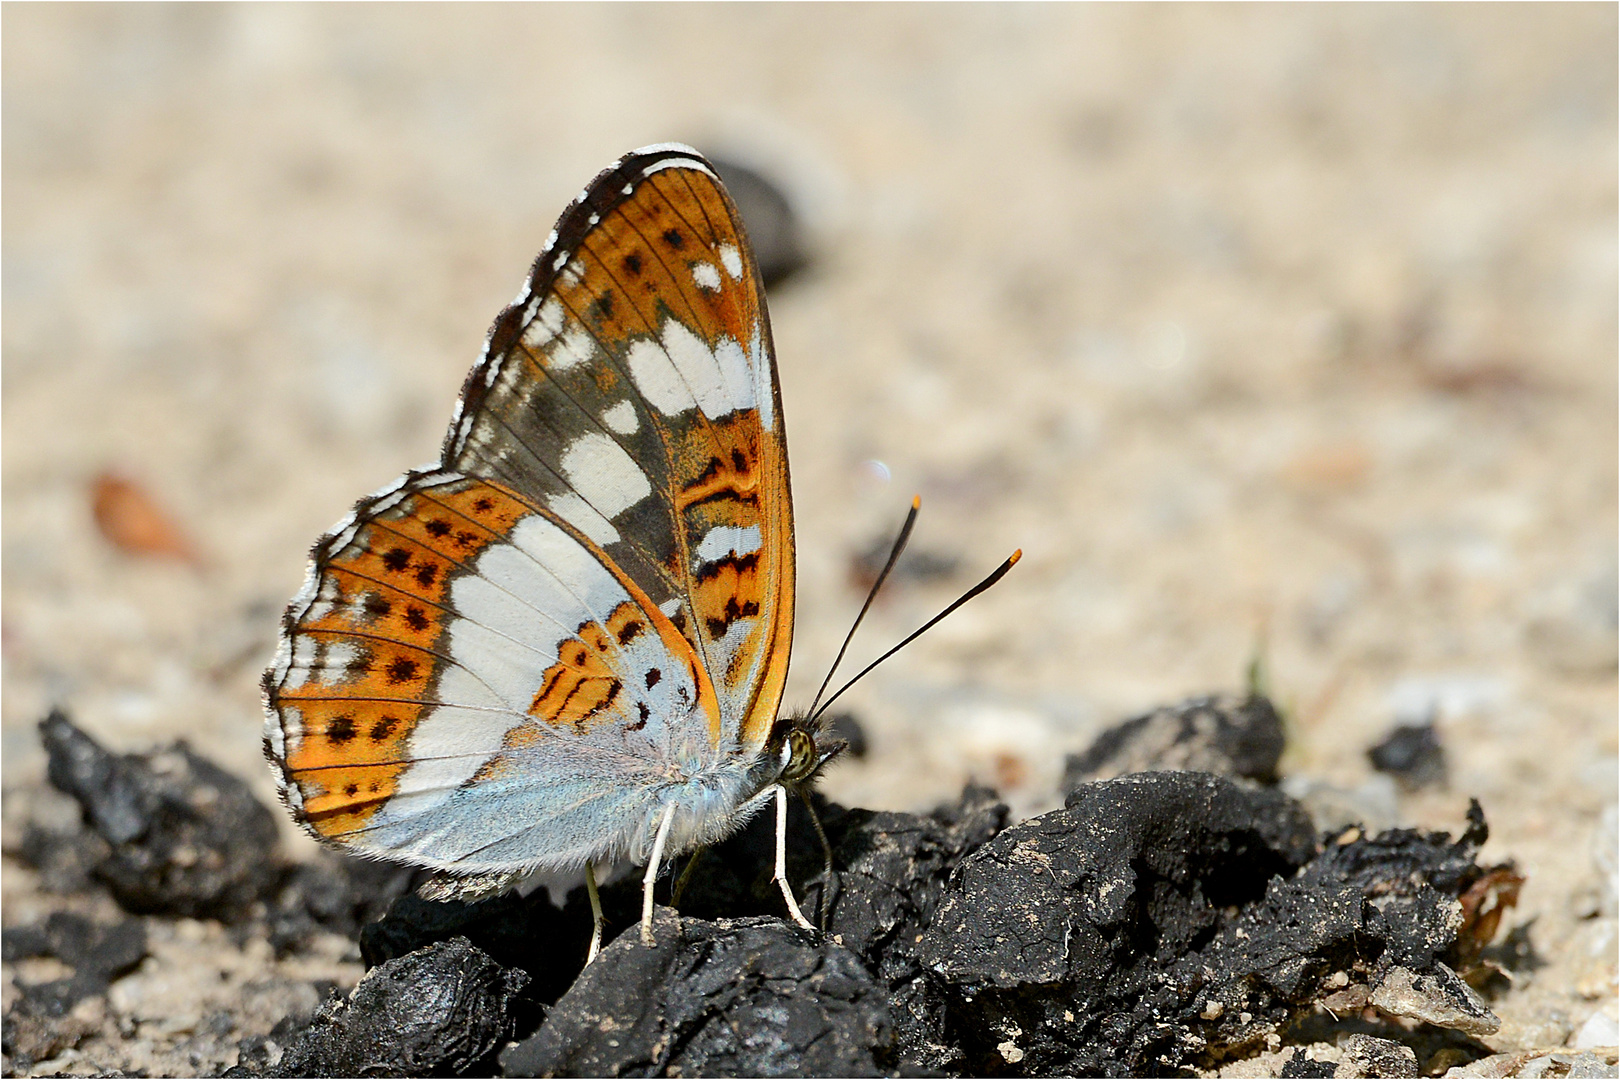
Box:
(263, 146, 793, 873)
(446, 145, 793, 752)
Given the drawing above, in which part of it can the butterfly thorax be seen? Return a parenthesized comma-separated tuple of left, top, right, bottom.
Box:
(625, 709, 842, 863)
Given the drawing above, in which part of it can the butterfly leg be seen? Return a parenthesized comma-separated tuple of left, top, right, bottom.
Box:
(640, 802, 677, 945)
(773, 784, 815, 931)
(584, 863, 604, 965)
(670, 847, 705, 909)
(799, 789, 839, 930)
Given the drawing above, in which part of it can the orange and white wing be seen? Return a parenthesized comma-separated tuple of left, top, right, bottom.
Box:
(262, 146, 793, 872)
(445, 144, 793, 754)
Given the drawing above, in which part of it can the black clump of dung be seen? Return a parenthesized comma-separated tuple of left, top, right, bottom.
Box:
(33, 709, 282, 922)
(244, 937, 530, 1078)
(1063, 692, 1287, 788)
(1, 912, 149, 1072)
(501, 912, 892, 1078)
(1367, 721, 1449, 791)
(20, 696, 1518, 1077)
(1, 912, 148, 1012)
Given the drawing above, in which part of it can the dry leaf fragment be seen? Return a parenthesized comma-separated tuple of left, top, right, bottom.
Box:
(91, 472, 201, 565)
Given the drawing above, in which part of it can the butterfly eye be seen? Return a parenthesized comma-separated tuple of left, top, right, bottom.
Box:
(781, 727, 818, 784)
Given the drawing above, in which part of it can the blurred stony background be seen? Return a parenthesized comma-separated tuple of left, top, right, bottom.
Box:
(3, 5, 1615, 1076)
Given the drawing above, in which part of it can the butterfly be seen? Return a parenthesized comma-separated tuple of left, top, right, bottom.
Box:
(263, 144, 842, 959)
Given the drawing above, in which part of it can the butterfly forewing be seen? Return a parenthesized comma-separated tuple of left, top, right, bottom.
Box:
(264, 146, 794, 873)
(446, 147, 793, 750)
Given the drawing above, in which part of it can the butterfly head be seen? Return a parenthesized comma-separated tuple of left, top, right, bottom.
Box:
(768, 712, 846, 788)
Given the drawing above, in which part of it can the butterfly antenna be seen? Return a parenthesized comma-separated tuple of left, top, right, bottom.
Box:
(811, 548, 1023, 722)
(806, 495, 921, 718)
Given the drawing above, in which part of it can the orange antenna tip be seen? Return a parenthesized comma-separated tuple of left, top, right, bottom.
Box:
(812, 536, 1024, 720)
(911, 494, 921, 509)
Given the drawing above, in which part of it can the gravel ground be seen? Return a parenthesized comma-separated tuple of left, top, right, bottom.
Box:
(3, 6, 1615, 1076)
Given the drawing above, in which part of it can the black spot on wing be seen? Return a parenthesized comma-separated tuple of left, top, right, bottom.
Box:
(704, 597, 760, 639)
(327, 714, 357, 745)
(693, 550, 759, 585)
(685, 487, 759, 511)
(558, 677, 622, 730)
(599, 678, 622, 717)
(686, 457, 723, 490)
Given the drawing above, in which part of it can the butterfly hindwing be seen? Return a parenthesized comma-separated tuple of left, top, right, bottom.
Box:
(265, 469, 726, 868)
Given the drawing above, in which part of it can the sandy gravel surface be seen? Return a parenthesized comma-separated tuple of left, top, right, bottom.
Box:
(3, 6, 1615, 1076)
